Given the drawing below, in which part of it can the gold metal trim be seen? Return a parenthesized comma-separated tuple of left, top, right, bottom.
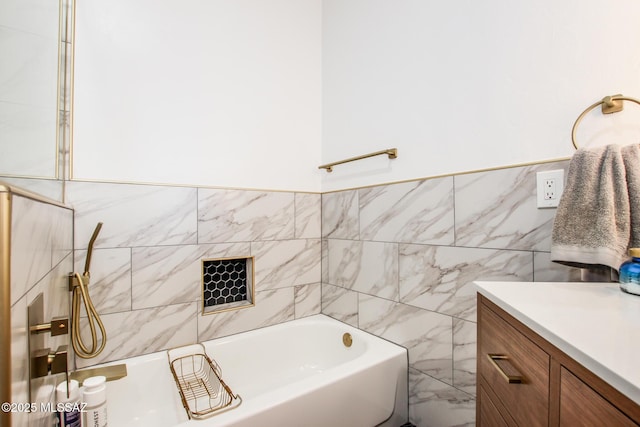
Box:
(64, 157, 572, 197)
(321, 156, 571, 194)
(60, 0, 75, 184)
(66, 177, 323, 195)
(54, 0, 64, 180)
(571, 94, 640, 149)
(0, 182, 70, 210)
(318, 148, 398, 173)
(487, 354, 523, 384)
(201, 256, 256, 316)
(0, 189, 10, 427)
(68, 0, 76, 184)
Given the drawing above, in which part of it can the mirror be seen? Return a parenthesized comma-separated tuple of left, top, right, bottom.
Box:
(0, 0, 70, 180)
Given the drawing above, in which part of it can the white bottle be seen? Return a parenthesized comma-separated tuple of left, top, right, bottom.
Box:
(56, 379, 82, 427)
(82, 376, 108, 427)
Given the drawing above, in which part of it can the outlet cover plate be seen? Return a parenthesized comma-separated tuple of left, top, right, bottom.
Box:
(536, 169, 564, 208)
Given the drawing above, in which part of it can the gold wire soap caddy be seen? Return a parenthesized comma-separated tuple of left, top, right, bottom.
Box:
(167, 343, 242, 420)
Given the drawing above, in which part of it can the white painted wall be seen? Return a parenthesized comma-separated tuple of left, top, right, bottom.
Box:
(321, 0, 640, 191)
(73, 0, 322, 192)
(73, 1, 640, 193)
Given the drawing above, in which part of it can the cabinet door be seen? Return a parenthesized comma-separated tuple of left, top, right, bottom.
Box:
(479, 303, 550, 427)
(560, 367, 637, 426)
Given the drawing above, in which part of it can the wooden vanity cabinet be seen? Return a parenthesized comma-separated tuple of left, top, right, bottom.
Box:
(477, 294, 640, 426)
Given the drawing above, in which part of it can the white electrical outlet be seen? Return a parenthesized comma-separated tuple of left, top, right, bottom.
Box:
(544, 179, 556, 200)
(537, 170, 564, 208)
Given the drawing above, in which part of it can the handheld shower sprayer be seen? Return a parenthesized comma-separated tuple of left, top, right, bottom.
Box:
(71, 222, 107, 359)
(83, 221, 102, 280)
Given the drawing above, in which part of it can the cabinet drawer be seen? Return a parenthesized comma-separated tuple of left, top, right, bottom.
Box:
(479, 385, 511, 427)
(479, 303, 550, 427)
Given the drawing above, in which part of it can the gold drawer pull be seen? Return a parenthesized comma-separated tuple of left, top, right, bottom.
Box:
(487, 354, 523, 384)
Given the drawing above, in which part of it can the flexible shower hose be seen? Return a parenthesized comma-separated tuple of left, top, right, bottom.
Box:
(71, 271, 107, 359)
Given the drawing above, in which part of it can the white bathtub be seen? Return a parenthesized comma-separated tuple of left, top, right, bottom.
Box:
(98, 315, 408, 427)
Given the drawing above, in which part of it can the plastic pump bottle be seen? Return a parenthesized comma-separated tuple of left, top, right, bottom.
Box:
(56, 379, 81, 427)
(82, 375, 108, 427)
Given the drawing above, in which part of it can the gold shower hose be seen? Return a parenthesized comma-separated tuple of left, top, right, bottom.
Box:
(71, 271, 107, 358)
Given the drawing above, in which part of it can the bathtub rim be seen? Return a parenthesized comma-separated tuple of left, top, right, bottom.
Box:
(86, 313, 407, 371)
(91, 314, 409, 426)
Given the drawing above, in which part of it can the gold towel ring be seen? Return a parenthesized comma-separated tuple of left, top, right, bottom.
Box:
(571, 94, 640, 149)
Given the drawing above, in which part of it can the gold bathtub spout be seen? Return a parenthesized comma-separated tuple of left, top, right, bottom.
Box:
(70, 364, 128, 385)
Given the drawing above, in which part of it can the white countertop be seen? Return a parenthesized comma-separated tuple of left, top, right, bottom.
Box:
(475, 281, 640, 406)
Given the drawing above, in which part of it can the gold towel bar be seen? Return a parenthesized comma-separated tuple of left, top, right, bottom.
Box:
(318, 148, 398, 172)
(571, 94, 640, 149)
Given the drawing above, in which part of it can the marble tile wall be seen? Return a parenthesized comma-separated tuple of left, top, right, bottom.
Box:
(9, 192, 74, 427)
(321, 160, 581, 427)
(64, 181, 322, 368)
(6, 158, 579, 427)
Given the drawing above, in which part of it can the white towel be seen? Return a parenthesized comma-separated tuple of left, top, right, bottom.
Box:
(550, 144, 640, 272)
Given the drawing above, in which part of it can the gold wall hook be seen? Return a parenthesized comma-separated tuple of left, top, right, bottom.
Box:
(68, 272, 90, 290)
(601, 94, 624, 114)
